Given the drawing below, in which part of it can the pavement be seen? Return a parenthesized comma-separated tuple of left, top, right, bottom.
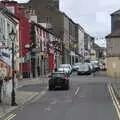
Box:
(0, 76, 48, 119)
(1, 71, 119, 120)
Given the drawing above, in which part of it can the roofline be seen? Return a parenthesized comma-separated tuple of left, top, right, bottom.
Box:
(106, 35, 120, 38)
(93, 43, 101, 48)
(31, 21, 59, 39)
(62, 12, 77, 25)
(1, 0, 18, 4)
(111, 9, 120, 16)
(76, 23, 84, 31)
(84, 32, 94, 39)
(106, 32, 120, 38)
(0, 7, 19, 24)
(0, 4, 19, 20)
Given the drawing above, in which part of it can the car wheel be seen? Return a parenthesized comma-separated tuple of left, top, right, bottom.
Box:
(64, 83, 69, 90)
(66, 84, 69, 90)
(49, 85, 54, 90)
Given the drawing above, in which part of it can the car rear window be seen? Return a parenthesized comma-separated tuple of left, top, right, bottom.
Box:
(52, 73, 65, 77)
(79, 64, 89, 70)
(60, 64, 70, 68)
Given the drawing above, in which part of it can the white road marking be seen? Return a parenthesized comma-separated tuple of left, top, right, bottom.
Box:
(50, 101, 57, 105)
(44, 107, 51, 112)
(31, 90, 47, 103)
(4, 113, 16, 120)
(41, 91, 46, 96)
(58, 100, 72, 103)
(79, 95, 85, 98)
(74, 87, 80, 96)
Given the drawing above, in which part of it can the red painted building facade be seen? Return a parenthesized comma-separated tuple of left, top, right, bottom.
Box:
(1, 0, 62, 78)
(33, 22, 55, 74)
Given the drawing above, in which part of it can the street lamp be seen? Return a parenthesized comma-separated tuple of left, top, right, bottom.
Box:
(9, 28, 17, 106)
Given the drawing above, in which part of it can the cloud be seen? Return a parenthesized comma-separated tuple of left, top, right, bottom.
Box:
(60, 0, 120, 37)
(17, 0, 29, 3)
(17, 0, 120, 46)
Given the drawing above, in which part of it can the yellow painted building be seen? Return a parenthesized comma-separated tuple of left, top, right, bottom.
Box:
(90, 49, 97, 60)
(107, 57, 120, 78)
(106, 36, 120, 78)
(106, 9, 120, 78)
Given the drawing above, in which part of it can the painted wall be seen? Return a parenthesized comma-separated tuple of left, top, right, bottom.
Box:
(107, 37, 120, 56)
(0, 6, 19, 72)
(90, 49, 96, 60)
(4, 2, 31, 74)
(107, 57, 120, 78)
(78, 26, 84, 57)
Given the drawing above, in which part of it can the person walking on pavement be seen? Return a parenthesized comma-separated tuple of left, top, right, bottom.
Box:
(93, 66, 96, 77)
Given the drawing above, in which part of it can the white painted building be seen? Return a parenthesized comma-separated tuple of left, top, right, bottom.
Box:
(78, 25, 85, 59)
(0, 6, 19, 72)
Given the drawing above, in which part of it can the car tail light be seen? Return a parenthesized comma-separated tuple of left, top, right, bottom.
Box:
(48, 77, 51, 80)
(64, 76, 68, 80)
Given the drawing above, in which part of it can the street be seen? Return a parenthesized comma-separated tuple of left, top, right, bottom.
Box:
(2, 72, 119, 120)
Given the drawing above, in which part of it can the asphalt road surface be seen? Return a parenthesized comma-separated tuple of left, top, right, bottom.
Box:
(3, 72, 119, 120)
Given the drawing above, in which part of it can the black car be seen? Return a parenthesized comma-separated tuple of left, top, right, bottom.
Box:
(48, 72, 70, 90)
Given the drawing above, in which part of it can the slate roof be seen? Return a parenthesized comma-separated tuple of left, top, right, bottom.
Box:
(111, 9, 120, 16)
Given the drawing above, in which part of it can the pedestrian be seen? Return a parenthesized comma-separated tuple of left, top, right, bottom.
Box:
(93, 67, 96, 77)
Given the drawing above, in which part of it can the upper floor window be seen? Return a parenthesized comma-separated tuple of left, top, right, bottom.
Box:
(0, 18, 5, 34)
(6, 6, 15, 14)
(44, 16, 52, 23)
(7, 23, 10, 34)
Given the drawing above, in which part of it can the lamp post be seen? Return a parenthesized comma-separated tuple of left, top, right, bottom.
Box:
(9, 28, 17, 106)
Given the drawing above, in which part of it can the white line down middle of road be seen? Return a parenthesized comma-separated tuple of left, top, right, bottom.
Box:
(75, 87, 80, 96)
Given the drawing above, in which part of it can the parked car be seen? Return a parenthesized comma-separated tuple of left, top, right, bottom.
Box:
(58, 64, 72, 74)
(48, 72, 70, 90)
(87, 63, 94, 73)
(77, 63, 91, 75)
(98, 62, 106, 71)
(72, 63, 81, 71)
(90, 60, 100, 71)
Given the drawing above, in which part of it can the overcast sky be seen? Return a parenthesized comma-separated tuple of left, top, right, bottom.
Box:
(17, 0, 120, 47)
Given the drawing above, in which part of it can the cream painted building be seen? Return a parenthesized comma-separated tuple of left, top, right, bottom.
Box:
(106, 9, 120, 78)
(0, 5, 19, 74)
(90, 49, 96, 60)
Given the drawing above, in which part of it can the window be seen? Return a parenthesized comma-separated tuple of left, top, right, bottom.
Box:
(0, 18, 2, 33)
(0, 18, 3, 33)
(3, 20, 5, 33)
(7, 23, 10, 34)
(44, 16, 52, 23)
(6, 7, 15, 14)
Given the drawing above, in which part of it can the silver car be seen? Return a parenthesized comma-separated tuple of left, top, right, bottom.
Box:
(72, 63, 81, 71)
(77, 63, 91, 75)
(58, 64, 72, 74)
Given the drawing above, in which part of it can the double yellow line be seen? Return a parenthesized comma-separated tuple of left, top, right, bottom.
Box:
(108, 85, 120, 119)
(4, 113, 16, 120)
